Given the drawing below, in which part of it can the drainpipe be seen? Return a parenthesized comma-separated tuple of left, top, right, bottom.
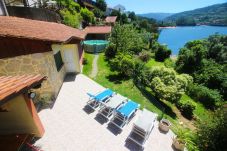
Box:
(1, 0, 8, 16)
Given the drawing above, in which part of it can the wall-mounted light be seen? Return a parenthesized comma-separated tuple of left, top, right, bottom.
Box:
(28, 92, 36, 99)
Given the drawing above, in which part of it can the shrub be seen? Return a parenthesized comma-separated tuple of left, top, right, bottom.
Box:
(177, 98, 196, 119)
(187, 84, 223, 109)
(196, 107, 227, 151)
(138, 50, 151, 62)
(82, 58, 88, 65)
(105, 44, 116, 59)
(164, 58, 175, 68)
(110, 54, 135, 77)
(60, 9, 82, 28)
(155, 44, 171, 62)
(80, 7, 94, 23)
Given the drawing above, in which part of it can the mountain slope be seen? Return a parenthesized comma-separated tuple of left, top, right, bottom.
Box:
(137, 13, 174, 20)
(165, 2, 227, 26)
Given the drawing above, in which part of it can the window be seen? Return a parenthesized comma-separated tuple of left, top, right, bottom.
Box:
(54, 51, 64, 71)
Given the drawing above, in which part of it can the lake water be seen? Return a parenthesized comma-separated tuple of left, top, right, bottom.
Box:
(158, 26, 227, 55)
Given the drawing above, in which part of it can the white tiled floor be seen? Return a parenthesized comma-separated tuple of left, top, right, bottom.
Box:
(35, 74, 175, 151)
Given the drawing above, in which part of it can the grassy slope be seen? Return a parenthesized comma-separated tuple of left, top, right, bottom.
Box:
(83, 53, 210, 130)
(94, 54, 180, 126)
(82, 52, 94, 76)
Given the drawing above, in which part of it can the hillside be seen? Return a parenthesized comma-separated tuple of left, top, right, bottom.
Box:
(165, 2, 227, 26)
(137, 13, 174, 20)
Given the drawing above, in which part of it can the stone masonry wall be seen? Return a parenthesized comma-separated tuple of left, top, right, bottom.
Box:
(0, 52, 66, 102)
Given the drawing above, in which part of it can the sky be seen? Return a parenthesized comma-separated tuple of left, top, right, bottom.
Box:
(106, 0, 227, 14)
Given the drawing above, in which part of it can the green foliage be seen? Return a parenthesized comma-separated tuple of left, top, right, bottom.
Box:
(187, 84, 223, 109)
(110, 54, 135, 76)
(166, 2, 227, 26)
(155, 44, 171, 62)
(121, 13, 128, 24)
(144, 66, 193, 102)
(60, 9, 82, 28)
(176, 16, 196, 26)
(175, 35, 227, 101)
(128, 11, 137, 21)
(93, 7, 104, 18)
(176, 98, 196, 119)
(138, 50, 152, 62)
(164, 58, 175, 68)
(80, 7, 94, 23)
(105, 43, 116, 59)
(196, 107, 227, 151)
(110, 9, 121, 21)
(173, 127, 198, 151)
(108, 24, 145, 56)
(95, 0, 107, 12)
(56, 0, 80, 12)
(176, 40, 208, 74)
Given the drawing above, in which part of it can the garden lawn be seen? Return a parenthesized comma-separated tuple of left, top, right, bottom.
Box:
(146, 58, 165, 67)
(82, 52, 94, 76)
(94, 53, 181, 127)
(84, 53, 211, 131)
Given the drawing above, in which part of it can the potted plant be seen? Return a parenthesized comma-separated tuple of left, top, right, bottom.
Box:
(158, 113, 171, 133)
(172, 127, 196, 151)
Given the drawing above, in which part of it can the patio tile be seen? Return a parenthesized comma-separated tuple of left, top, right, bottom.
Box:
(35, 74, 175, 151)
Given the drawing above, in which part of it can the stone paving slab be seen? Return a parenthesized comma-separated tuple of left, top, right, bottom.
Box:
(35, 74, 175, 151)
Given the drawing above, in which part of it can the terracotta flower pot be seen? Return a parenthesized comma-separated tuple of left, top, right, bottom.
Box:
(159, 119, 171, 132)
(172, 138, 185, 151)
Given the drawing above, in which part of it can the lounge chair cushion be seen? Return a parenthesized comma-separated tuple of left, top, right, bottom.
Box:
(117, 100, 140, 117)
(106, 94, 127, 109)
(134, 109, 157, 132)
(90, 89, 114, 101)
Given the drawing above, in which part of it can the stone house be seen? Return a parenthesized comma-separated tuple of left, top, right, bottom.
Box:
(0, 16, 86, 102)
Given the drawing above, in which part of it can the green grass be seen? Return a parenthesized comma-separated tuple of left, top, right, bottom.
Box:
(82, 52, 94, 76)
(83, 53, 210, 130)
(180, 94, 211, 121)
(94, 54, 180, 126)
(146, 58, 165, 67)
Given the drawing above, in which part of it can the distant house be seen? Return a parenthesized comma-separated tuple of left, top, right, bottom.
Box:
(0, 75, 46, 150)
(105, 6, 114, 16)
(84, 26, 112, 40)
(113, 4, 126, 13)
(0, 16, 86, 101)
(105, 16, 117, 26)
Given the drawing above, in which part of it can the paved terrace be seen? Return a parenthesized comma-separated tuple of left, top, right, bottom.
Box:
(35, 74, 175, 151)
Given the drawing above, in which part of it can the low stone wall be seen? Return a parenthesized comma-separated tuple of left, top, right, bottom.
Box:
(0, 52, 66, 102)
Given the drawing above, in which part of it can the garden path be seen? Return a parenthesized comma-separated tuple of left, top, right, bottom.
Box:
(90, 53, 99, 78)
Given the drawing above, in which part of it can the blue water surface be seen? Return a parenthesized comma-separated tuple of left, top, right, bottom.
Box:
(158, 26, 227, 55)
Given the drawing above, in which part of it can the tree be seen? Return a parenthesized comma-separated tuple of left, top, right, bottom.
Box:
(155, 44, 171, 62)
(80, 7, 94, 23)
(176, 16, 196, 26)
(121, 13, 128, 24)
(60, 9, 82, 28)
(108, 24, 145, 56)
(196, 106, 227, 151)
(93, 7, 104, 18)
(146, 66, 193, 102)
(175, 40, 208, 73)
(128, 11, 137, 21)
(95, 0, 107, 12)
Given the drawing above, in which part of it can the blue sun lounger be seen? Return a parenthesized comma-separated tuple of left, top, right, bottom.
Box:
(110, 100, 140, 129)
(87, 89, 115, 110)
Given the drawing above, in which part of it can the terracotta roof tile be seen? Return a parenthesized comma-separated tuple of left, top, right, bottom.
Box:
(0, 75, 46, 103)
(84, 26, 112, 34)
(0, 16, 86, 42)
(105, 16, 117, 23)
